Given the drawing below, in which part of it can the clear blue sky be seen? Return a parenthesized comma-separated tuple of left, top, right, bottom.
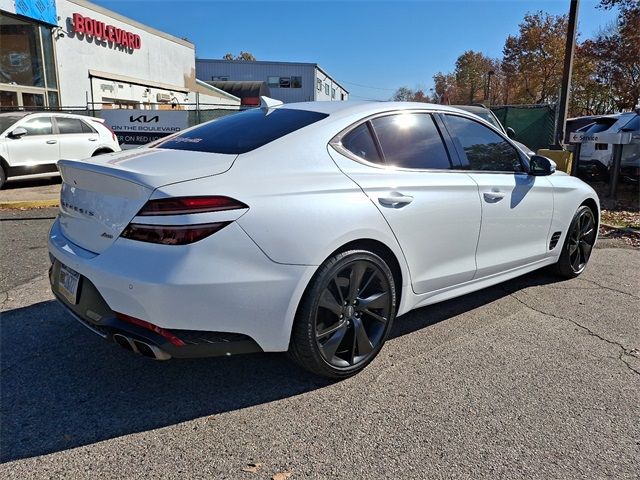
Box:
(91, 0, 619, 101)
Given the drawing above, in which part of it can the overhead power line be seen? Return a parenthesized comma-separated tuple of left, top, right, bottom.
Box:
(338, 80, 396, 91)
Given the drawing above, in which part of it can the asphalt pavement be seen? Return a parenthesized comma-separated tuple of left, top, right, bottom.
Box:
(0, 209, 638, 479)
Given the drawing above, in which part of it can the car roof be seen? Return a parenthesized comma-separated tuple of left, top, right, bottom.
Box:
(0, 111, 93, 118)
(279, 100, 472, 120)
(450, 105, 490, 114)
(0, 111, 32, 119)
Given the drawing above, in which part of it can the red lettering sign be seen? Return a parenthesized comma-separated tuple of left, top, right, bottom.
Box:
(71, 13, 141, 50)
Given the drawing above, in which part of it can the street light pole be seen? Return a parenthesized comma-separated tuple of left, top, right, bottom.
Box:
(554, 0, 580, 148)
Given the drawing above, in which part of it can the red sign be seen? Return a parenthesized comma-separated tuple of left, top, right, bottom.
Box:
(72, 13, 141, 50)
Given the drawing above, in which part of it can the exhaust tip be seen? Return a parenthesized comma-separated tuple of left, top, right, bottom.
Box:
(133, 340, 155, 358)
(114, 334, 134, 352)
(113, 333, 172, 360)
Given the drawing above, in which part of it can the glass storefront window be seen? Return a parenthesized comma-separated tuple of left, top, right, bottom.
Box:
(47, 91, 59, 107)
(22, 92, 45, 107)
(0, 91, 19, 107)
(40, 26, 57, 89)
(0, 13, 45, 87)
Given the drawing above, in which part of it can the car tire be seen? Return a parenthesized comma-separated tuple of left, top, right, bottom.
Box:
(553, 205, 597, 279)
(0, 165, 6, 189)
(289, 250, 397, 379)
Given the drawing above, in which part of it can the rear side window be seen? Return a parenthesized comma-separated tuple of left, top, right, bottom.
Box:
(370, 113, 451, 169)
(156, 108, 328, 154)
(341, 123, 381, 163)
(81, 121, 97, 133)
(21, 117, 53, 136)
(56, 117, 84, 134)
(444, 114, 521, 172)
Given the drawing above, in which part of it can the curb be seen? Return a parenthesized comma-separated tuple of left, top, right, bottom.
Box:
(601, 222, 640, 234)
(0, 199, 59, 209)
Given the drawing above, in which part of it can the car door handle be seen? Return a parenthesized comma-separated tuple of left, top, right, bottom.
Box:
(483, 192, 505, 202)
(378, 192, 414, 208)
(88, 138, 98, 141)
(46, 140, 57, 144)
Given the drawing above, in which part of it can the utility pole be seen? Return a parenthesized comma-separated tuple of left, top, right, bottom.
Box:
(554, 0, 580, 148)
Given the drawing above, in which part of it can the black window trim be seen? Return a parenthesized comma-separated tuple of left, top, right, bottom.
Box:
(330, 110, 456, 172)
(437, 112, 531, 175)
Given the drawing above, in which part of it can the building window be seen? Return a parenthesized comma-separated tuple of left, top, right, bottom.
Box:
(0, 12, 59, 107)
(279, 77, 291, 88)
(291, 76, 302, 88)
(341, 93, 345, 100)
(267, 76, 279, 88)
(317, 79, 322, 91)
(331, 88, 336, 99)
(324, 84, 329, 95)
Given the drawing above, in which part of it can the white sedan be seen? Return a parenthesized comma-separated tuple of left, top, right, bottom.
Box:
(48, 99, 599, 378)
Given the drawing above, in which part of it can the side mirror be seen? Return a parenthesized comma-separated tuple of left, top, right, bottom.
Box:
(8, 127, 27, 139)
(506, 126, 516, 139)
(529, 155, 556, 176)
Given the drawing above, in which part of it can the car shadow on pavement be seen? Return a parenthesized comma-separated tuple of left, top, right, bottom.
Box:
(0, 269, 563, 463)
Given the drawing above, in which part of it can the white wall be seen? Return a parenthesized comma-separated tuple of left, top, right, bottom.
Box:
(54, 0, 197, 107)
(314, 68, 348, 102)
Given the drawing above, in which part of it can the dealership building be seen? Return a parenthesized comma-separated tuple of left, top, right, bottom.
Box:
(0, 0, 240, 110)
(196, 59, 349, 104)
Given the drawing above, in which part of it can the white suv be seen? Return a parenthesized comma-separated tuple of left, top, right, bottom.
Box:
(0, 112, 121, 188)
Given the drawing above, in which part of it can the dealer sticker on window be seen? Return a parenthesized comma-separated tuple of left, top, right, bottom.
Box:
(58, 264, 80, 305)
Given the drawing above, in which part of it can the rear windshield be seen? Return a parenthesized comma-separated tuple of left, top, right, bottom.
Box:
(579, 118, 618, 134)
(155, 108, 329, 154)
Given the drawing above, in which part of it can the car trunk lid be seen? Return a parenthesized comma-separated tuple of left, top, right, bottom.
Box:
(57, 148, 238, 253)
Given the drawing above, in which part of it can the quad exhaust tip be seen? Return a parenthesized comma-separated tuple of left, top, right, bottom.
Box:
(113, 333, 171, 360)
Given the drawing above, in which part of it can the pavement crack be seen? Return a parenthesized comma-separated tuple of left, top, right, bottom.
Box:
(508, 291, 640, 377)
(580, 278, 640, 300)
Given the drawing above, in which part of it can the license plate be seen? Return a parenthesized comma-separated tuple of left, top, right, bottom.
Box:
(58, 263, 80, 304)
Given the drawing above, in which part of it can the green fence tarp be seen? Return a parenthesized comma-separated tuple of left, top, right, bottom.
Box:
(491, 104, 556, 152)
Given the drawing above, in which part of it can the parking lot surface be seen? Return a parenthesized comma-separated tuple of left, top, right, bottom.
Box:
(1, 210, 638, 479)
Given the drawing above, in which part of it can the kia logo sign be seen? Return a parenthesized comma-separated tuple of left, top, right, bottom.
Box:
(72, 13, 142, 50)
(130, 115, 159, 123)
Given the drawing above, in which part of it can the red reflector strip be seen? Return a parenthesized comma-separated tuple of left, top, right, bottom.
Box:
(138, 196, 247, 216)
(116, 313, 185, 347)
(121, 222, 230, 245)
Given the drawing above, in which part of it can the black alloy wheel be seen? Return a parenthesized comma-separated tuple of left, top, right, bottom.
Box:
(554, 205, 597, 278)
(289, 250, 397, 378)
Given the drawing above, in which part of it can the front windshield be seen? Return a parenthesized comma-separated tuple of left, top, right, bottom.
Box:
(476, 111, 503, 131)
(0, 116, 23, 135)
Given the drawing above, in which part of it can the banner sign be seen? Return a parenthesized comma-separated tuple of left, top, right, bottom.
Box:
(13, 0, 57, 25)
(100, 110, 188, 146)
(568, 131, 633, 145)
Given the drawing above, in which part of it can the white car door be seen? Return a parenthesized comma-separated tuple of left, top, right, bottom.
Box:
(441, 113, 553, 278)
(4, 116, 59, 172)
(329, 112, 481, 294)
(55, 116, 99, 160)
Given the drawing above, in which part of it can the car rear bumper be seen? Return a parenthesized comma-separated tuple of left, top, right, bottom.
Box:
(48, 218, 316, 352)
(49, 261, 263, 359)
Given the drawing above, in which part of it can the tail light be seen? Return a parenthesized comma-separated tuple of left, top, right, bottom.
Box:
(121, 196, 247, 245)
(121, 222, 230, 245)
(116, 312, 185, 346)
(137, 196, 247, 216)
(93, 119, 117, 142)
